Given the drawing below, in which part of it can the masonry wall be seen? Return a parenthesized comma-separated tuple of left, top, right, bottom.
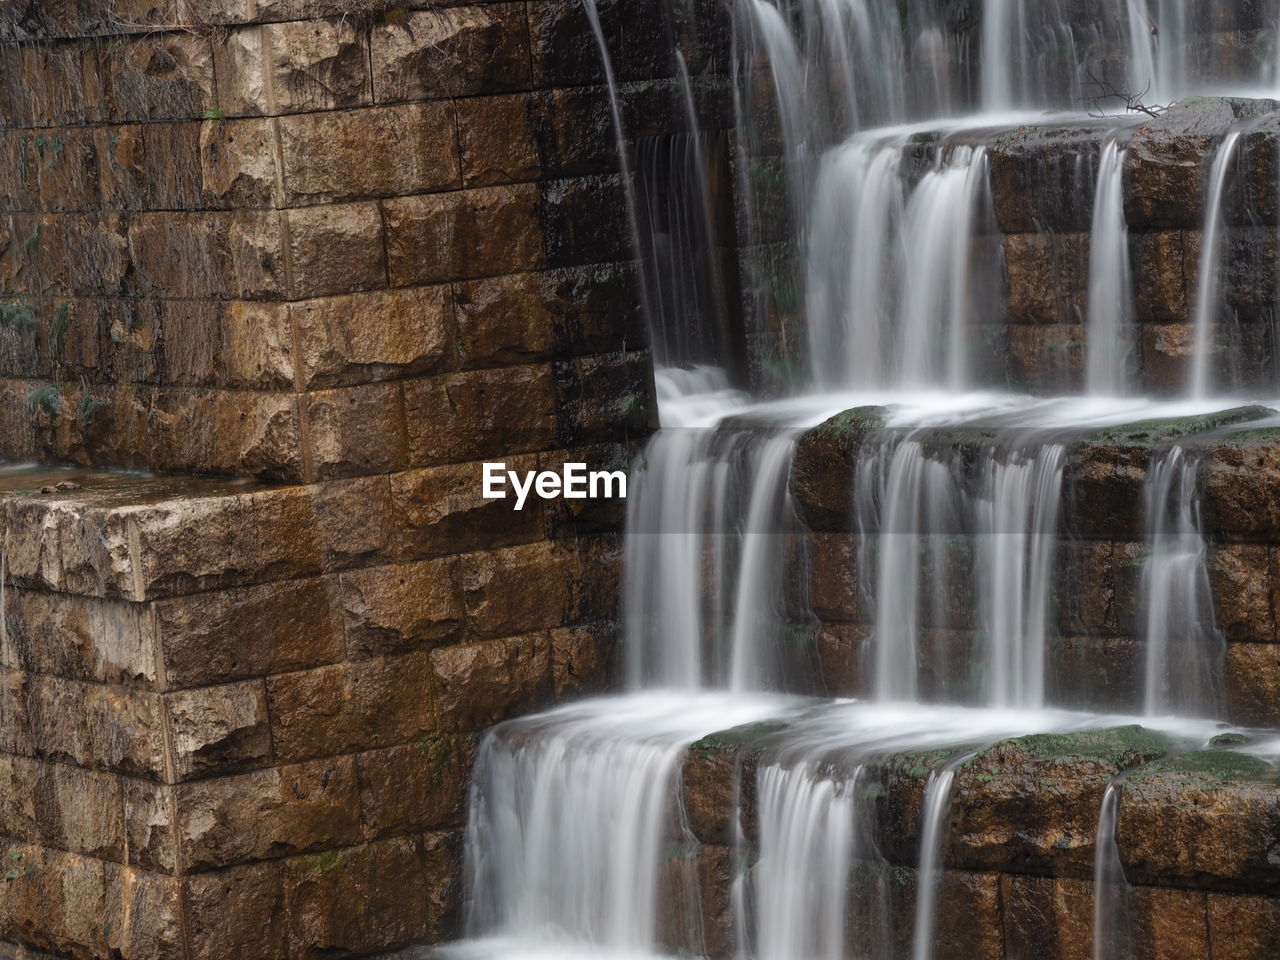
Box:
(0, 1, 676, 957)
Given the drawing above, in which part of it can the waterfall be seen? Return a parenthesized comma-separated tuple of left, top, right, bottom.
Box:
(1086, 140, 1134, 397)
(1140, 447, 1224, 718)
(910, 760, 962, 960)
(1092, 782, 1136, 960)
(1189, 131, 1242, 400)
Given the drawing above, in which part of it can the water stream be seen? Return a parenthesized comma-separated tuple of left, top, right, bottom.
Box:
(445, 2, 1280, 958)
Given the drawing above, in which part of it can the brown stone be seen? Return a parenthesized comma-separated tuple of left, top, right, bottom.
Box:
(185, 861, 288, 960)
(285, 201, 386, 300)
(308, 474, 398, 571)
(458, 539, 577, 638)
(1003, 232, 1089, 324)
(339, 559, 465, 658)
(458, 93, 540, 187)
(156, 576, 344, 689)
(176, 757, 362, 870)
(214, 18, 371, 117)
(404, 364, 558, 466)
(128, 211, 284, 299)
(220, 300, 294, 390)
(3, 588, 157, 686)
(1131, 231, 1192, 322)
(555, 350, 655, 444)
(164, 680, 272, 780)
(1224, 643, 1280, 727)
(292, 285, 456, 390)
(303, 382, 408, 480)
(104, 33, 217, 122)
(430, 633, 552, 732)
(384, 184, 544, 287)
(1001, 874, 1093, 960)
(1209, 892, 1280, 960)
(390, 457, 546, 560)
(814, 622, 867, 698)
(122, 778, 178, 873)
(1132, 886, 1210, 960)
(199, 117, 280, 208)
(1007, 322, 1089, 394)
(356, 735, 477, 837)
(279, 101, 460, 204)
(371, 5, 531, 103)
(1212, 544, 1275, 642)
(549, 623, 617, 698)
(266, 653, 438, 763)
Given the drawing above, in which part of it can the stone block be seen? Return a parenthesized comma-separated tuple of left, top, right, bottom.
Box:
(184, 861, 288, 960)
(285, 201, 386, 300)
(453, 263, 645, 368)
(164, 680, 272, 780)
(279, 101, 460, 204)
(371, 5, 531, 102)
(28, 127, 101, 213)
(176, 757, 362, 871)
(128, 211, 284, 300)
(1212, 544, 1275, 642)
(1003, 232, 1089, 324)
(1209, 892, 1280, 960)
(3, 588, 157, 686)
(1118, 750, 1280, 890)
(429, 632, 553, 732)
(540, 174, 632, 268)
(457, 539, 577, 638)
(219, 299, 294, 390)
(283, 836, 430, 957)
(1131, 231, 1192, 322)
(266, 653, 438, 763)
(549, 623, 617, 698)
(307, 474, 398, 571)
(537, 443, 630, 537)
(1000, 874, 1092, 960)
(1224, 643, 1280, 727)
(199, 117, 281, 208)
(554, 350, 655, 444)
(339, 559, 464, 658)
(155, 576, 344, 689)
(458, 92, 540, 187)
(293, 285, 455, 390)
(390, 457, 546, 560)
(214, 18, 371, 117)
(303, 382, 408, 480)
(528, 0, 673, 87)
(403, 364, 558, 466)
(103, 33, 217, 122)
(122, 778, 178, 873)
(356, 735, 476, 837)
(384, 184, 544, 287)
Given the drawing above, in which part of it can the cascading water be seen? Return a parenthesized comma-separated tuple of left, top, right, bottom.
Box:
(446, 2, 1280, 959)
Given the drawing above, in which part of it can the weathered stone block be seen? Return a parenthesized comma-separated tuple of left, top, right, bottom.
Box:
(266, 653, 438, 763)
(214, 18, 371, 116)
(1130, 231, 1192, 322)
(304, 382, 408, 480)
(457, 539, 576, 638)
(403, 364, 558, 466)
(549, 623, 617, 698)
(103, 33, 217, 122)
(184, 860, 288, 960)
(1003, 232, 1089, 324)
(429, 632, 553, 731)
(155, 576, 344, 689)
(220, 299, 294, 390)
(122, 778, 178, 873)
(128, 211, 284, 299)
(176, 757, 363, 871)
(339, 559, 464, 658)
(458, 92, 540, 187)
(307, 474, 398, 571)
(371, 5, 531, 102)
(554, 350, 655, 444)
(199, 117, 281, 208)
(279, 101, 460, 204)
(1212, 543, 1275, 642)
(356, 735, 476, 837)
(1224, 643, 1280, 727)
(989, 123, 1109, 234)
(293, 285, 455, 390)
(1000, 874, 1092, 960)
(284, 836, 431, 957)
(3, 588, 157, 686)
(390, 457, 546, 560)
(528, 0, 674, 87)
(1209, 892, 1280, 960)
(164, 680, 272, 780)
(384, 184, 544, 286)
(285, 201, 386, 300)
(540, 174, 632, 267)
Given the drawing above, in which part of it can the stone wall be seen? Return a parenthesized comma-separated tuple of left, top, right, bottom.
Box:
(0, 1, 667, 957)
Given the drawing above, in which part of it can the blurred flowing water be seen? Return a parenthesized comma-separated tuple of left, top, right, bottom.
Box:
(445, 3, 1280, 959)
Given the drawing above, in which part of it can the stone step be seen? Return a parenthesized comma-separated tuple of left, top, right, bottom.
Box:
(671, 716, 1280, 960)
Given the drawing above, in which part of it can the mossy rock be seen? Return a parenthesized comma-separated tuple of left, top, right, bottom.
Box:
(1125, 749, 1279, 789)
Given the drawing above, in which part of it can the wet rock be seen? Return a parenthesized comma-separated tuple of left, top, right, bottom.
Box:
(184, 861, 287, 960)
(1126, 97, 1278, 229)
(549, 623, 619, 698)
(528, 0, 674, 86)
(554, 350, 656, 444)
(283, 836, 430, 956)
(1003, 232, 1089, 324)
(791, 406, 890, 531)
(122, 778, 177, 873)
(104, 33, 217, 121)
(949, 726, 1176, 877)
(164, 680, 272, 780)
(384, 184, 545, 287)
(1211, 544, 1275, 642)
(1001, 873, 1093, 960)
(265, 654, 437, 763)
(304, 382, 409, 480)
(456, 540, 578, 639)
(539, 174, 632, 268)
(458, 93, 540, 187)
(1118, 750, 1280, 891)
(403, 364, 558, 467)
(429, 633, 553, 732)
(356, 736, 477, 837)
(339, 559, 464, 658)
(198, 117, 281, 208)
(278, 101, 461, 204)
(176, 757, 362, 870)
(1205, 425, 1280, 539)
(214, 18, 371, 116)
(285, 201, 386, 300)
(372, 5, 530, 102)
(989, 122, 1113, 234)
(1209, 892, 1280, 960)
(1224, 643, 1280, 728)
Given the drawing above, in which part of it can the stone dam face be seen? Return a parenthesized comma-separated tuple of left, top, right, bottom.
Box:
(5, 1, 1280, 960)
